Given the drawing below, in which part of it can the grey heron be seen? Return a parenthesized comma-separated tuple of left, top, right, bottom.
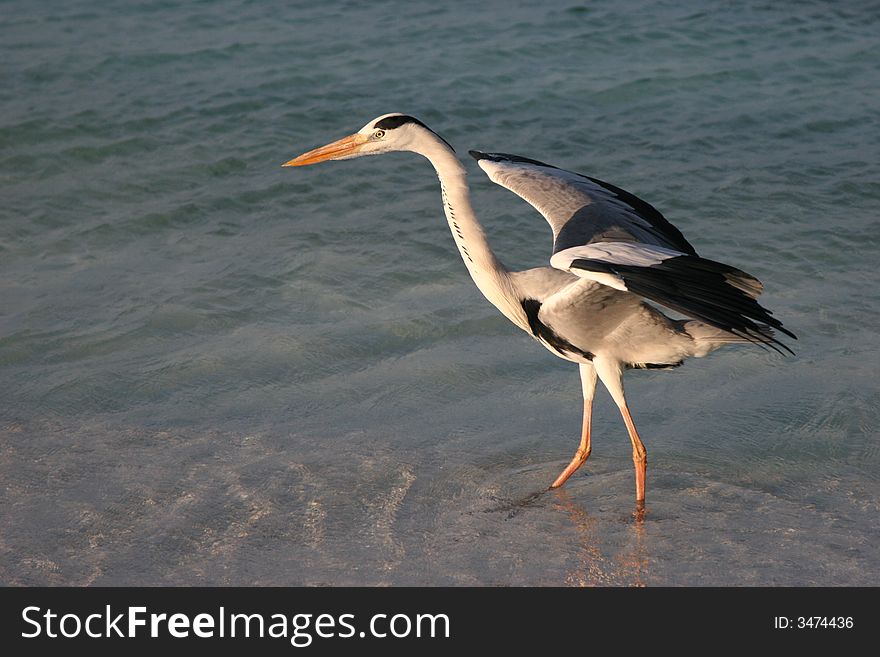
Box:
(283, 113, 795, 511)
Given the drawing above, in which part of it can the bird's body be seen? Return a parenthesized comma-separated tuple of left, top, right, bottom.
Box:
(511, 266, 698, 366)
(285, 113, 794, 511)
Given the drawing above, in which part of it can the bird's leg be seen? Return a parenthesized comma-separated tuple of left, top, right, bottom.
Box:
(592, 357, 647, 512)
(619, 403, 647, 510)
(550, 399, 592, 489)
(550, 363, 597, 489)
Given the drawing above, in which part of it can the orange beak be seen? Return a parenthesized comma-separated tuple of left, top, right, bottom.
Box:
(282, 133, 368, 167)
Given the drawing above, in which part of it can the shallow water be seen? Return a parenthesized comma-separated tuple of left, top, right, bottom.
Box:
(1, 0, 878, 585)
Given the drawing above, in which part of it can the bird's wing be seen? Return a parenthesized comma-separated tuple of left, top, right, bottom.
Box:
(470, 150, 697, 255)
(471, 151, 795, 351)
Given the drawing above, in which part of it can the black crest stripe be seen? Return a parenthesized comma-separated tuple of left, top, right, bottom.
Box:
(374, 115, 455, 152)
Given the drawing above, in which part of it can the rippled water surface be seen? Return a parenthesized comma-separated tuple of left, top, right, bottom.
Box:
(2, 0, 878, 585)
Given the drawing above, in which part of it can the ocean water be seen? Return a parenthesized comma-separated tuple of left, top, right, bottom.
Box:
(2, 0, 878, 585)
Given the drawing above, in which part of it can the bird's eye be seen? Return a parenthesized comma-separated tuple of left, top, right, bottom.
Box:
(374, 129, 386, 139)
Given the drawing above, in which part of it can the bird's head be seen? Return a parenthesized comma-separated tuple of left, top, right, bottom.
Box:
(283, 113, 453, 167)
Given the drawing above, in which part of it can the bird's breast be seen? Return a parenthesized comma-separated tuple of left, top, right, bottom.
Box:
(520, 298, 595, 363)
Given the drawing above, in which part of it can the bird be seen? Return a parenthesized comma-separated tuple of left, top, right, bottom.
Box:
(283, 113, 795, 511)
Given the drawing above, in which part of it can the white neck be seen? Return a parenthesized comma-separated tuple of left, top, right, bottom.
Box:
(410, 135, 528, 329)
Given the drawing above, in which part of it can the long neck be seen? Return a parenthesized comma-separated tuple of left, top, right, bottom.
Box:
(411, 136, 528, 328)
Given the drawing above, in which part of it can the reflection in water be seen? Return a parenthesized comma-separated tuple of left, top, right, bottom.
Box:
(552, 489, 648, 587)
(482, 488, 550, 519)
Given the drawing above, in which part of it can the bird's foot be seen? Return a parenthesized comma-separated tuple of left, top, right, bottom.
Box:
(632, 499, 646, 522)
(549, 447, 592, 489)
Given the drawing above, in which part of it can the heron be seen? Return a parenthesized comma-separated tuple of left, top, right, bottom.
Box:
(283, 113, 795, 511)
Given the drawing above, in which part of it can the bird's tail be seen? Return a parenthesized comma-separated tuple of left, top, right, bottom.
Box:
(682, 320, 779, 357)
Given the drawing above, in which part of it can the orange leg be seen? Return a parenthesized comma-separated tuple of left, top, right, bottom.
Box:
(619, 403, 647, 509)
(550, 399, 593, 489)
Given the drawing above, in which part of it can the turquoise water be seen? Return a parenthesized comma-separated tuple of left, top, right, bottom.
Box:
(2, 0, 878, 585)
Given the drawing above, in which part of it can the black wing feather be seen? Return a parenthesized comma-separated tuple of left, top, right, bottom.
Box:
(569, 255, 797, 353)
(582, 175, 697, 256)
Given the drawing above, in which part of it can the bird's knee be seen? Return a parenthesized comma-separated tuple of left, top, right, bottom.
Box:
(577, 446, 592, 463)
